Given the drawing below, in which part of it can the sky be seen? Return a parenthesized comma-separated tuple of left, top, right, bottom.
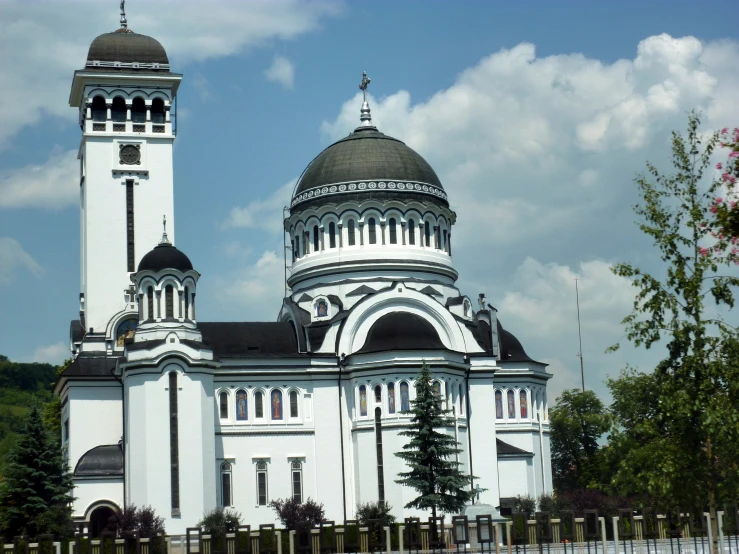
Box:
(1, 0, 738, 403)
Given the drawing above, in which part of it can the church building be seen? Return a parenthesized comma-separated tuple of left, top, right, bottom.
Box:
(56, 12, 553, 535)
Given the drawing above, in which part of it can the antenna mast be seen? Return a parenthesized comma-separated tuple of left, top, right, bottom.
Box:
(575, 278, 585, 391)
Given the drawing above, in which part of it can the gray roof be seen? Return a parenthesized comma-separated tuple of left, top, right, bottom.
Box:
(87, 29, 169, 66)
(294, 127, 445, 201)
(138, 242, 193, 272)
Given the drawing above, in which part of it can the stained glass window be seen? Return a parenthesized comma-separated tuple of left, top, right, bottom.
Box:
(290, 391, 299, 418)
(507, 390, 515, 419)
(271, 390, 283, 420)
(495, 391, 503, 419)
(520, 390, 528, 419)
(359, 385, 367, 417)
(400, 382, 410, 412)
(235, 389, 248, 421)
(388, 383, 395, 414)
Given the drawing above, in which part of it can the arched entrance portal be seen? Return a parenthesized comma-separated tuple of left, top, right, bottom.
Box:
(88, 506, 115, 537)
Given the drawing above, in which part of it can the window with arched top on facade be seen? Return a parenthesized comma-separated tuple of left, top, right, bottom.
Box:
(291, 460, 302, 502)
(255, 391, 264, 418)
(359, 385, 367, 417)
(290, 391, 299, 418)
(147, 286, 154, 320)
(445, 382, 451, 411)
(219, 391, 229, 420)
(495, 390, 503, 419)
(271, 390, 283, 420)
(348, 219, 356, 246)
(111, 96, 126, 122)
(424, 221, 431, 247)
(400, 382, 410, 412)
(235, 389, 248, 421)
(91, 96, 106, 122)
(459, 383, 465, 415)
(507, 390, 516, 419)
(220, 462, 232, 507)
(315, 299, 328, 318)
(432, 381, 441, 397)
(184, 286, 190, 319)
(131, 97, 146, 123)
(312, 225, 319, 253)
(387, 383, 395, 414)
(408, 219, 416, 245)
(463, 300, 470, 317)
(165, 285, 174, 318)
(443, 229, 448, 252)
(151, 98, 165, 124)
(520, 390, 528, 419)
(435, 225, 441, 249)
(329, 222, 336, 248)
(374, 385, 382, 404)
(389, 218, 397, 244)
(256, 461, 268, 505)
(368, 218, 377, 244)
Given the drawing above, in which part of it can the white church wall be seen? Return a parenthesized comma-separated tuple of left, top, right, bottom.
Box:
(498, 458, 532, 500)
(467, 371, 500, 507)
(311, 377, 345, 521)
(73, 479, 124, 519)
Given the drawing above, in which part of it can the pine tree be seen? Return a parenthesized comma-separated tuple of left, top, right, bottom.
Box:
(394, 364, 475, 519)
(0, 404, 74, 540)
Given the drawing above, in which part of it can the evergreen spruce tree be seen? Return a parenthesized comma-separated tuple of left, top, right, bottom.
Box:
(394, 364, 475, 519)
(0, 404, 74, 540)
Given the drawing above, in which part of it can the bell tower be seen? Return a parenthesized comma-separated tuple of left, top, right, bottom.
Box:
(69, 7, 182, 334)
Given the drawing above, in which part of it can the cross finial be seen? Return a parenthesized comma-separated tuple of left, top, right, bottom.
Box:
(159, 215, 170, 245)
(120, 0, 128, 29)
(358, 71, 373, 127)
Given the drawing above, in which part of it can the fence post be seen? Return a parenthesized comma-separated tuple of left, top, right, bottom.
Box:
(717, 511, 725, 554)
(611, 517, 620, 554)
(599, 518, 607, 554)
(704, 512, 713, 554)
(505, 521, 512, 554)
(398, 525, 404, 554)
(276, 531, 281, 554)
(288, 531, 294, 554)
(384, 528, 390, 554)
(495, 523, 502, 554)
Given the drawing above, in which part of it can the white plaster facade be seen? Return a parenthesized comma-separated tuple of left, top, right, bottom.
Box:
(56, 21, 554, 536)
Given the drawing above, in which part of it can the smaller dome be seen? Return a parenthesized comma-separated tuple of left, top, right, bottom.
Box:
(357, 312, 445, 354)
(138, 242, 193, 272)
(87, 29, 169, 67)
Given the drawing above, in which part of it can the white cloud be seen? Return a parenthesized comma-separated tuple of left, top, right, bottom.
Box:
(265, 56, 296, 90)
(0, 237, 42, 285)
(0, 149, 78, 210)
(222, 180, 295, 231)
(29, 342, 69, 365)
(0, 0, 341, 149)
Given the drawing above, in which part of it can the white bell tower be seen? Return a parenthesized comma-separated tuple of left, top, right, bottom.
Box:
(69, 10, 182, 334)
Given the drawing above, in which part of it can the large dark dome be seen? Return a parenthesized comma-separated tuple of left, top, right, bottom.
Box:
(291, 126, 448, 210)
(87, 29, 169, 67)
(138, 242, 193, 273)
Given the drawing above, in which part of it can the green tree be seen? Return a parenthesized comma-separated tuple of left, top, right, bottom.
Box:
(43, 358, 73, 440)
(0, 404, 74, 539)
(609, 113, 739, 523)
(394, 364, 475, 518)
(549, 389, 609, 491)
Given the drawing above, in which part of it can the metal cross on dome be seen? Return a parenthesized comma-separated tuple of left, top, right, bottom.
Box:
(160, 215, 170, 245)
(120, 0, 128, 29)
(359, 71, 371, 101)
(358, 71, 373, 127)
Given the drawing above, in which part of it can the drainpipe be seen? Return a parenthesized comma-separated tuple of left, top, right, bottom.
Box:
(338, 354, 347, 521)
(112, 364, 126, 509)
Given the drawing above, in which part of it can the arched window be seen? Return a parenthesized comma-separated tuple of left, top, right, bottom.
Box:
(359, 385, 367, 417)
(520, 390, 528, 419)
(443, 229, 448, 252)
(111, 96, 126, 122)
(408, 220, 416, 245)
(445, 383, 451, 411)
(151, 98, 165, 124)
(131, 97, 146, 123)
(374, 385, 382, 404)
(495, 390, 503, 419)
(463, 300, 470, 317)
(374, 406, 385, 502)
(507, 390, 516, 419)
(256, 461, 268, 505)
(147, 286, 154, 320)
(368, 218, 377, 244)
(255, 391, 264, 419)
(220, 462, 232, 507)
(116, 319, 137, 347)
(400, 382, 410, 412)
(389, 218, 397, 244)
(432, 381, 441, 397)
(424, 221, 430, 247)
(348, 220, 356, 246)
(290, 391, 299, 418)
(235, 389, 248, 421)
(291, 461, 303, 502)
(329, 222, 336, 248)
(165, 285, 174, 318)
(91, 96, 106, 122)
(271, 390, 283, 420)
(387, 383, 395, 414)
(296, 234, 301, 258)
(184, 286, 190, 319)
(435, 225, 441, 249)
(313, 225, 319, 252)
(459, 383, 465, 415)
(219, 391, 229, 420)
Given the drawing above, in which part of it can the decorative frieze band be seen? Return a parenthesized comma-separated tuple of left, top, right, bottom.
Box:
(291, 180, 448, 208)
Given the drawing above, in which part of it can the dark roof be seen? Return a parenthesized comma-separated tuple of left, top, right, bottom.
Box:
(297, 293, 313, 302)
(62, 356, 119, 378)
(199, 322, 299, 358)
(347, 285, 377, 297)
(356, 312, 445, 354)
(74, 444, 124, 476)
(497, 320, 535, 362)
(294, 127, 444, 200)
(87, 29, 169, 66)
(70, 319, 85, 343)
(418, 285, 442, 297)
(496, 439, 533, 457)
(445, 296, 466, 307)
(137, 242, 193, 272)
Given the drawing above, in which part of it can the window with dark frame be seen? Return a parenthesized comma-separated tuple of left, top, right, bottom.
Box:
(329, 222, 336, 248)
(435, 226, 441, 249)
(368, 218, 377, 244)
(424, 222, 430, 246)
(184, 287, 190, 319)
(389, 218, 397, 244)
(313, 225, 319, 252)
(291, 461, 302, 503)
(348, 220, 356, 246)
(165, 285, 174, 318)
(151, 98, 165, 124)
(408, 220, 416, 245)
(147, 286, 154, 320)
(126, 180, 135, 272)
(219, 391, 228, 419)
(131, 97, 146, 123)
(256, 461, 268, 505)
(221, 462, 232, 507)
(443, 229, 448, 252)
(374, 385, 382, 404)
(290, 391, 299, 418)
(255, 391, 264, 418)
(374, 407, 385, 502)
(111, 96, 126, 122)
(168, 371, 180, 513)
(91, 96, 106, 122)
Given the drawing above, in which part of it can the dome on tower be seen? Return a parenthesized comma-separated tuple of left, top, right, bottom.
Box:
(138, 242, 193, 272)
(86, 29, 169, 70)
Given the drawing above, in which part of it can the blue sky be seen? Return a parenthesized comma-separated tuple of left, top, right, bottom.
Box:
(1, 0, 737, 401)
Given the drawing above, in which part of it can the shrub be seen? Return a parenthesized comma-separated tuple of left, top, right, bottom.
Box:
(537, 493, 565, 516)
(269, 498, 325, 530)
(514, 494, 536, 516)
(106, 505, 165, 538)
(197, 507, 242, 533)
(355, 501, 396, 528)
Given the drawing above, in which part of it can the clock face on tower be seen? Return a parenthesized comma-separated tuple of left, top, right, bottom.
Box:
(119, 144, 141, 165)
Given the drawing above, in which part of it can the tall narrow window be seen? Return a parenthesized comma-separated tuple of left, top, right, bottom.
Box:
(126, 180, 135, 272)
(348, 220, 356, 246)
(459, 383, 465, 416)
(400, 382, 410, 412)
(165, 285, 174, 318)
(256, 461, 268, 505)
(111, 96, 126, 122)
(291, 461, 303, 503)
(221, 462, 232, 507)
(290, 391, 299, 418)
(131, 97, 146, 123)
(520, 390, 528, 419)
(91, 96, 106, 122)
(388, 383, 395, 414)
(255, 391, 264, 418)
(443, 230, 448, 252)
(495, 391, 503, 419)
(329, 222, 336, 248)
(313, 225, 319, 252)
(235, 389, 248, 421)
(151, 98, 165, 124)
(296, 234, 301, 258)
(219, 391, 229, 420)
(507, 390, 515, 419)
(374, 407, 385, 502)
(374, 385, 382, 404)
(424, 222, 430, 247)
(389, 218, 397, 244)
(168, 371, 180, 514)
(408, 220, 416, 245)
(368, 218, 377, 244)
(435, 226, 441, 249)
(359, 385, 367, 417)
(184, 287, 190, 319)
(271, 390, 283, 420)
(147, 286, 154, 320)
